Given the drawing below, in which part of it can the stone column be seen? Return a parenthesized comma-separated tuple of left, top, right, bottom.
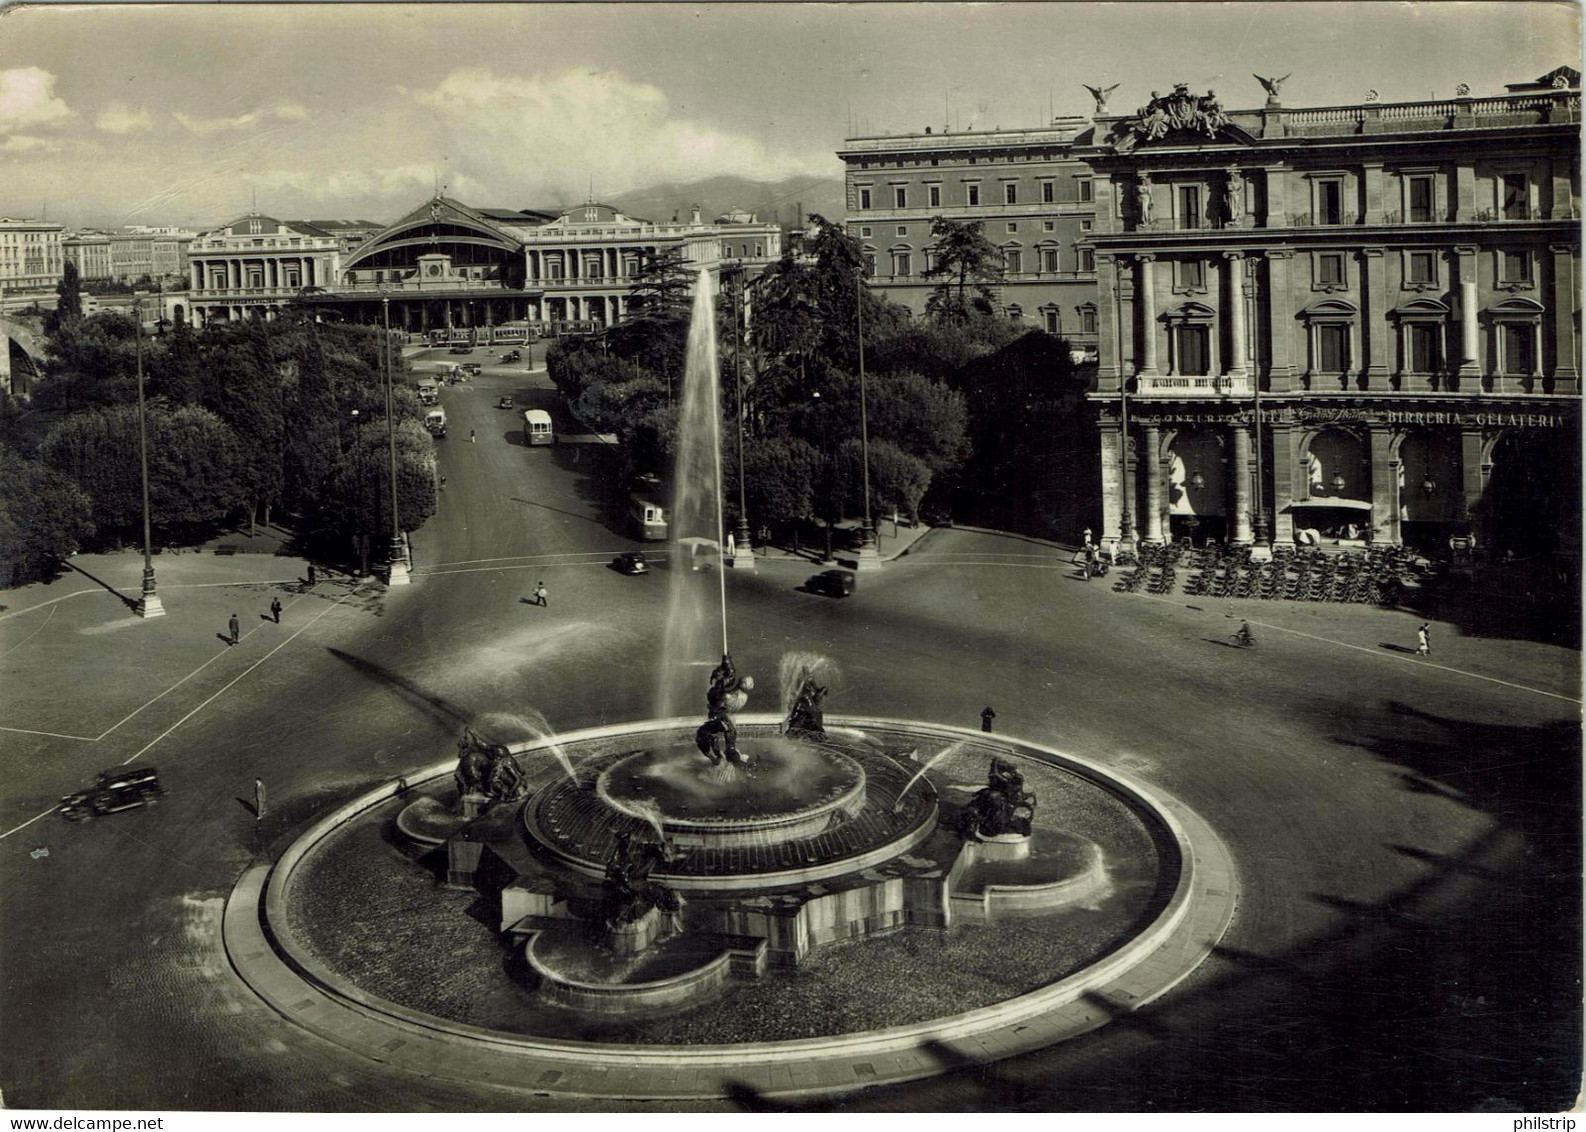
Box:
(1225, 252, 1248, 377)
(1230, 424, 1252, 544)
(1551, 243, 1579, 392)
(1265, 250, 1294, 391)
(1143, 424, 1164, 544)
(1137, 255, 1159, 376)
(1099, 416, 1124, 553)
(1363, 246, 1388, 386)
(1457, 245, 1480, 381)
(1096, 253, 1121, 387)
(1369, 427, 1399, 546)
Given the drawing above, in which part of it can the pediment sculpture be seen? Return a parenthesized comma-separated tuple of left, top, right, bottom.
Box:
(1118, 84, 1228, 144)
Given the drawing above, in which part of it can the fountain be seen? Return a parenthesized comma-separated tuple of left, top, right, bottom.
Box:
(230, 267, 1237, 1099)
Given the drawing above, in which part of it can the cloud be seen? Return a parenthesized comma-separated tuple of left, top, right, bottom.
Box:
(96, 101, 153, 134)
(410, 67, 829, 196)
(0, 67, 72, 129)
(173, 102, 309, 136)
(0, 134, 64, 154)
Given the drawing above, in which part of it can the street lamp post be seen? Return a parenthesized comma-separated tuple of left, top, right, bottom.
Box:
(1118, 374, 1135, 556)
(382, 294, 411, 586)
(853, 268, 881, 569)
(133, 294, 164, 618)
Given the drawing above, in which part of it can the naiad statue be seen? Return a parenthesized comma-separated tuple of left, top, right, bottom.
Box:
(958, 756, 1038, 839)
(600, 831, 682, 930)
(695, 653, 754, 766)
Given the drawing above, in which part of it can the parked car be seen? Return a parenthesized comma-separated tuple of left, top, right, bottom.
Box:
(448, 345, 472, 355)
(460, 362, 482, 376)
(60, 766, 164, 822)
(612, 551, 649, 575)
(501, 349, 522, 364)
(497, 396, 515, 409)
(806, 569, 856, 597)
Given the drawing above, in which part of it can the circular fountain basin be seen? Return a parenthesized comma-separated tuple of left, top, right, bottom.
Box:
(524, 726, 937, 891)
(595, 736, 866, 849)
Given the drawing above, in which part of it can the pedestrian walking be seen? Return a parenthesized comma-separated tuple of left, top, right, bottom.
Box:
(981, 706, 996, 733)
(270, 597, 283, 624)
(306, 563, 317, 587)
(534, 582, 548, 607)
(253, 777, 266, 821)
(470, 428, 476, 443)
(1416, 623, 1430, 655)
(228, 613, 240, 645)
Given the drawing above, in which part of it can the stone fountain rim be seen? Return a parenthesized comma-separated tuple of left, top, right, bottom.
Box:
(231, 715, 1232, 1096)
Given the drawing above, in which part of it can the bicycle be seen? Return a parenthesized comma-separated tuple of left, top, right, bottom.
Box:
(1230, 626, 1257, 648)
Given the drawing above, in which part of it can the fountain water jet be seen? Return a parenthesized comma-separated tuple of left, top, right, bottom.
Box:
(892, 741, 969, 812)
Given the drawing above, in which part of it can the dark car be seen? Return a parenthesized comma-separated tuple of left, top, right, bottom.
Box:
(460, 362, 483, 376)
(60, 766, 164, 822)
(612, 551, 649, 575)
(501, 349, 522, 363)
(497, 396, 515, 409)
(448, 345, 472, 355)
(806, 569, 856, 597)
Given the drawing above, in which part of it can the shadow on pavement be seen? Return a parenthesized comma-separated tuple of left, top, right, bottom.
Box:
(325, 647, 473, 732)
(62, 559, 137, 610)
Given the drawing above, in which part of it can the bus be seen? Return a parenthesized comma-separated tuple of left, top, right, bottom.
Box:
(629, 492, 668, 541)
(522, 409, 554, 446)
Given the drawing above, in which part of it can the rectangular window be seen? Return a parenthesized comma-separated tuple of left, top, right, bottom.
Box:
(892, 252, 911, 277)
(1042, 248, 1060, 272)
(1177, 259, 1205, 289)
(1407, 251, 1436, 284)
(1043, 220, 1056, 231)
(1502, 323, 1535, 373)
(967, 184, 981, 206)
(1318, 180, 1343, 225)
(1177, 326, 1209, 374)
(1078, 247, 1095, 271)
(1043, 309, 1059, 334)
(1319, 324, 1351, 372)
(860, 226, 872, 238)
(1502, 173, 1528, 220)
(1004, 183, 1018, 205)
(1408, 323, 1442, 372)
(894, 187, 907, 208)
(1007, 222, 1018, 233)
(1078, 178, 1094, 203)
(1500, 248, 1532, 283)
(1042, 182, 1055, 204)
(1004, 249, 1022, 273)
(929, 185, 941, 207)
(897, 226, 908, 237)
(1080, 307, 1097, 335)
(1178, 185, 1201, 230)
(1408, 175, 1434, 223)
(862, 253, 877, 275)
(1317, 253, 1345, 286)
(859, 188, 872, 210)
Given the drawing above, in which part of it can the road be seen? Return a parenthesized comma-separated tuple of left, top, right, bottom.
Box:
(0, 356, 1578, 1112)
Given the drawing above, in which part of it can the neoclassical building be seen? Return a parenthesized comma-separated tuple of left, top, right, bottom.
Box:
(1076, 69, 1580, 559)
(837, 117, 1101, 360)
(188, 215, 344, 324)
(0, 217, 65, 296)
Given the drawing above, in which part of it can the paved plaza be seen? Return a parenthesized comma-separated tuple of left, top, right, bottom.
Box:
(1, 359, 1579, 1112)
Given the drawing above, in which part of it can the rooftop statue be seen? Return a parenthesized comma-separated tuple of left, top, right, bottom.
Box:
(1253, 72, 1292, 101)
(1083, 82, 1121, 115)
(1122, 84, 1228, 144)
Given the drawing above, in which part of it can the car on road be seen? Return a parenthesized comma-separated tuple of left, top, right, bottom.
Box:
(460, 362, 482, 376)
(612, 551, 649, 575)
(806, 569, 856, 597)
(448, 345, 472, 355)
(497, 396, 515, 409)
(501, 349, 522, 363)
(425, 408, 447, 438)
(59, 766, 164, 822)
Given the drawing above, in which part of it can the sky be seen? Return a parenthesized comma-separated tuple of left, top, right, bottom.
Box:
(0, 1, 1578, 229)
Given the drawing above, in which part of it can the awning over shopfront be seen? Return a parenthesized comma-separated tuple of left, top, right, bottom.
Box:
(1284, 498, 1373, 512)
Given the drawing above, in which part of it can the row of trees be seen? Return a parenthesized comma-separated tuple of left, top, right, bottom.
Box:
(1, 266, 435, 585)
(548, 215, 1090, 547)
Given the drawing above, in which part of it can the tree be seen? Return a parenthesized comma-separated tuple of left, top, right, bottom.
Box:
(40, 404, 251, 540)
(922, 216, 1006, 321)
(279, 327, 342, 516)
(34, 312, 140, 412)
(323, 419, 436, 554)
(608, 246, 694, 387)
(201, 320, 285, 530)
(838, 437, 932, 524)
(865, 369, 970, 476)
(0, 444, 94, 585)
(47, 262, 83, 334)
(736, 435, 820, 529)
(147, 316, 202, 405)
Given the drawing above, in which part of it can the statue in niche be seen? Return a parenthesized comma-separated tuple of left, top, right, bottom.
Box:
(600, 831, 681, 931)
(1224, 169, 1245, 224)
(695, 653, 754, 766)
(958, 757, 1038, 840)
(454, 727, 526, 804)
(784, 671, 829, 741)
(1134, 179, 1154, 224)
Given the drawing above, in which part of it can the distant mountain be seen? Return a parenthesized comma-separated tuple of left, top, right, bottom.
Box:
(605, 173, 846, 231)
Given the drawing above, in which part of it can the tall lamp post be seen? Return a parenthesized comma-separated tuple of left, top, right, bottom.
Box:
(133, 294, 164, 617)
(853, 267, 880, 569)
(728, 265, 754, 569)
(1118, 373, 1135, 555)
(382, 293, 410, 586)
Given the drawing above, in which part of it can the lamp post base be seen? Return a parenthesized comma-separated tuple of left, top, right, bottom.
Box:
(136, 593, 166, 619)
(729, 521, 755, 570)
(386, 535, 411, 587)
(852, 526, 883, 571)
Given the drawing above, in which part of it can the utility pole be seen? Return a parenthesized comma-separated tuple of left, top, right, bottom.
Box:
(133, 293, 163, 617)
